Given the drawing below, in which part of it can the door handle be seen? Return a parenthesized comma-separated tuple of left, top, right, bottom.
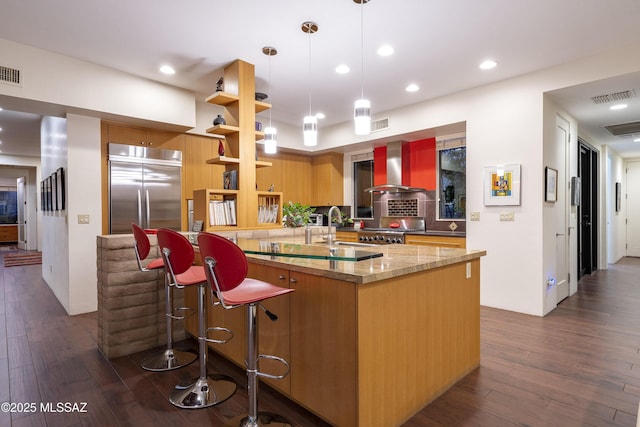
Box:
(137, 190, 142, 225)
(556, 233, 565, 237)
(146, 189, 150, 228)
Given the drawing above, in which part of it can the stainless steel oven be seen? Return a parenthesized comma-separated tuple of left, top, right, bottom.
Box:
(357, 216, 425, 245)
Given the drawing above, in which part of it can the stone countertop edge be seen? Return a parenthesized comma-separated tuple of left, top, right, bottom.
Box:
(245, 246, 486, 284)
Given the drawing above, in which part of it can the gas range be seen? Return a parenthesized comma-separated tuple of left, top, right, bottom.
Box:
(357, 216, 425, 245)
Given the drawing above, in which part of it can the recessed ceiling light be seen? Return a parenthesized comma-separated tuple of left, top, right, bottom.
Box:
(634, 137, 640, 142)
(405, 84, 419, 92)
(479, 60, 497, 70)
(377, 45, 394, 56)
(610, 104, 627, 110)
(335, 64, 350, 74)
(159, 65, 175, 75)
(316, 112, 325, 119)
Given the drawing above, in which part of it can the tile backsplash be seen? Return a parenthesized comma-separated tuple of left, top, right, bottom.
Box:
(387, 199, 419, 217)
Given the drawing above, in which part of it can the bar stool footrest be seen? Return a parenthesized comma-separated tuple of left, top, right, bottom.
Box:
(256, 354, 290, 380)
(205, 326, 234, 345)
(167, 306, 194, 321)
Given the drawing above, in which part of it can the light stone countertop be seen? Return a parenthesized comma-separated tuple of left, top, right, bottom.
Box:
(243, 237, 486, 284)
(100, 230, 485, 285)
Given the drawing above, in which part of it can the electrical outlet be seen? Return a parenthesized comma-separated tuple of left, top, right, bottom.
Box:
(78, 214, 90, 224)
(470, 211, 480, 221)
(499, 211, 514, 221)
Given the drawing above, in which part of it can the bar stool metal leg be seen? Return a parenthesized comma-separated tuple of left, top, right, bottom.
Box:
(170, 283, 236, 409)
(141, 275, 197, 371)
(225, 303, 291, 427)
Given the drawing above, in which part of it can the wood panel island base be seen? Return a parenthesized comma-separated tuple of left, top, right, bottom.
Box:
(184, 240, 485, 427)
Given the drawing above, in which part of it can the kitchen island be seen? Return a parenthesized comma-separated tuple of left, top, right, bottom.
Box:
(185, 235, 485, 427)
(96, 231, 484, 427)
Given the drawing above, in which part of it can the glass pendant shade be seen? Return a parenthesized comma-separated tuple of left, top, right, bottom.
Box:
(354, 98, 371, 135)
(264, 126, 277, 154)
(303, 115, 318, 146)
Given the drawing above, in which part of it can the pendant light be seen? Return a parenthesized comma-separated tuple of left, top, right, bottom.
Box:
(354, 0, 371, 135)
(262, 46, 278, 154)
(302, 21, 318, 147)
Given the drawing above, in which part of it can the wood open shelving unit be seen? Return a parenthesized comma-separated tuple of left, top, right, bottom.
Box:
(194, 59, 282, 230)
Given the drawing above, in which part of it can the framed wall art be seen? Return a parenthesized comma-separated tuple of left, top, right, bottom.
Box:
(56, 167, 65, 210)
(615, 182, 621, 212)
(483, 163, 521, 206)
(545, 167, 557, 202)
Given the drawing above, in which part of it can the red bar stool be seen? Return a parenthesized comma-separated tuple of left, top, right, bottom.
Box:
(198, 231, 295, 427)
(132, 223, 197, 371)
(157, 228, 237, 409)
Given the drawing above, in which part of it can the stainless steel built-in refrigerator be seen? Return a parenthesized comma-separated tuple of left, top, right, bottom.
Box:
(108, 144, 182, 234)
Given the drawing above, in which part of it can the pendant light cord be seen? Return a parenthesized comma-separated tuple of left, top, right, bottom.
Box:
(268, 50, 273, 127)
(360, 1, 365, 100)
(308, 26, 312, 116)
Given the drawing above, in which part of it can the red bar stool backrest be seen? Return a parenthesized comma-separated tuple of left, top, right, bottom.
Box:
(132, 223, 152, 260)
(157, 228, 196, 276)
(197, 232, 248, 292)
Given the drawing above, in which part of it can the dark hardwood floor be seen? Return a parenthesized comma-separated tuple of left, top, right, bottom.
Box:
(1, 249, 640, 426)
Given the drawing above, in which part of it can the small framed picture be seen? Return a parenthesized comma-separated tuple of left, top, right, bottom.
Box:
(483, 163, 521, 206)
(545, 167, 558, 202)
(56, 167, 65, 210)
(615, 182, 621, 212)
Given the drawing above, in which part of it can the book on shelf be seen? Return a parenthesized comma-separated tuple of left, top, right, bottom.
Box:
(258, 203, 279, 224)
(223, 170, 238, 190)
(208, 199, 237, 226)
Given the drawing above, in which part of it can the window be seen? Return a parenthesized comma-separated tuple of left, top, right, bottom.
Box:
(353, 156, 374, 219)
(438, 144, 466, 220)
(0, 189, 18, 224)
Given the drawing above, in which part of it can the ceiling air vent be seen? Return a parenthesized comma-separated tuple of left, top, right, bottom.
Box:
(370, 117, 389, 133)
(591, 90, 634, 104)
(604, 121, 640, 136)
(0, 65, 22, 86)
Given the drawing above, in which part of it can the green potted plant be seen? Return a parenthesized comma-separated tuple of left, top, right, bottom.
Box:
(331, 210, 354, 228)
(282, 201, 316, 228)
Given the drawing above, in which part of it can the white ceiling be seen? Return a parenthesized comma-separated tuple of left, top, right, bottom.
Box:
(1, 0, 640, 157)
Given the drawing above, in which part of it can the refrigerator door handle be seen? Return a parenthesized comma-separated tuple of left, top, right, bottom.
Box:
(146, 189, 151, 228)
(137, 190, 142, 226)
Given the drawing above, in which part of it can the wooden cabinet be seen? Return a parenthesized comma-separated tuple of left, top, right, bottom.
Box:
(311, 153, 344, 206)
(0, 225, 18, 243)
(289, 271, 357, 427)
(336, 230, 358, 242)
(106, 123, 183, 150)
(404, 234, 466, 248)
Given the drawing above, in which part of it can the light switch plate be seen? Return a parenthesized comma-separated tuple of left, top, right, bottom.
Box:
(470, 211, 480, 221)
(499, 211, 514, 221)
(78, 214, 90, 224)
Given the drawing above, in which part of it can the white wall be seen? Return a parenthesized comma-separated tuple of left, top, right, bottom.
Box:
(66, 115, 101, 314)
(0, 39, 195, 129)
(41, 116, 70, 312)
(40, 114, 101, 315)
(608, 148, 626, 263)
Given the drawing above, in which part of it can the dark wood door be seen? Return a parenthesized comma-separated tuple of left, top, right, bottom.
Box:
(578, 140, 598, 278)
